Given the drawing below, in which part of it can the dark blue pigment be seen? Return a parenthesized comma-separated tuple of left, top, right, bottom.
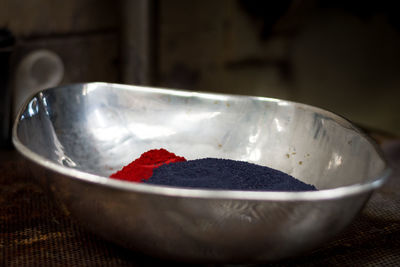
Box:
(143, 158, 316, 191)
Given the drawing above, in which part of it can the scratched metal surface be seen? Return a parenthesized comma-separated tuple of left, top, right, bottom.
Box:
(11, 83, 390, 262)
(1, 138, 399, 266)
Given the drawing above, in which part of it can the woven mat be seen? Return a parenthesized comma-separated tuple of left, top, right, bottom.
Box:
(1, 140, 400, 266)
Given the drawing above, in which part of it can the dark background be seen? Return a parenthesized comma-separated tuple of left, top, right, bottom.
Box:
(1, 0, 400, 135)
(1, 2, 400, 265)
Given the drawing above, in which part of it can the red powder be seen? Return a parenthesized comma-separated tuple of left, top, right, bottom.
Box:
(110, 148, 186, 182)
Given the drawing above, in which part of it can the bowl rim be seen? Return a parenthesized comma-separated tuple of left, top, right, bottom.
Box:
(12, 82, 392, 201)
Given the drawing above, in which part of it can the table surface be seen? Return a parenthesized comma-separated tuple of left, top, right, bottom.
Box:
(1, 134, 400, 266)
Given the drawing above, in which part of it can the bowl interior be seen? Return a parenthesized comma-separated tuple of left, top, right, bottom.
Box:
(15, 83, 386, 190)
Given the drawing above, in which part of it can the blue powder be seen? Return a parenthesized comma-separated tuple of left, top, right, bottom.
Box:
(143, 158, 316, 191)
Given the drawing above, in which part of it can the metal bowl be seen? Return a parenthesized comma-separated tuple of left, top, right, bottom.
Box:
(12, 82, 390, 263)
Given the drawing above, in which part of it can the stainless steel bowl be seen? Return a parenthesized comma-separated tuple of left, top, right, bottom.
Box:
(12, 82, 390, 263)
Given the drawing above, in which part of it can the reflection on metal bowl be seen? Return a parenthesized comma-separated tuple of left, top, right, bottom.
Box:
(12, 82, 390, 263)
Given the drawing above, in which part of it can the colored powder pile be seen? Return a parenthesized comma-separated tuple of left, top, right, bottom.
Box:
(143, 158, 316, 191)
(110, 149, 186, 182)
(110, 149, 316, 191)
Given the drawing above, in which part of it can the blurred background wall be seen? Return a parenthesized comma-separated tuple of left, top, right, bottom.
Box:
(1, 0, 399, 141)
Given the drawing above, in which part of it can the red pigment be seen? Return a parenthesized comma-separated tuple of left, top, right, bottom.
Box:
(110, 148, 186, 182)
